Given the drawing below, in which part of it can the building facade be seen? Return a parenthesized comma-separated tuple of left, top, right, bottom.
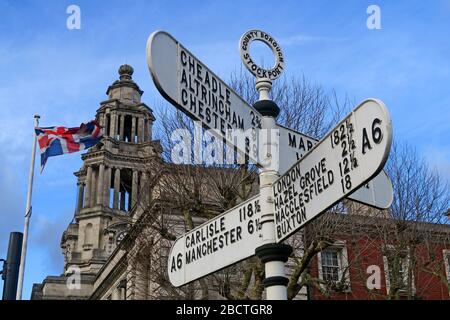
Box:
(305, 214, 450, 300)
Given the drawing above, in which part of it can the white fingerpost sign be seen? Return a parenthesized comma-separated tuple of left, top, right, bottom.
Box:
(277, 124, 393, 209)
(347, 170, 393, 209)
(168, 195, 264, 287)
(147, 31, 263, 165)
(273, 99, 393, 243)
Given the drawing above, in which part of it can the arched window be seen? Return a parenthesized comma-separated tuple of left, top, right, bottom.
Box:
(124, 115, 133, 142)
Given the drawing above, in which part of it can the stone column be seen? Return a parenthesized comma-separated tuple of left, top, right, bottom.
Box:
(139, 117, 145, 143)
(119, 287, 126, 300)
(131, 116, 136, 143)
(97, 164, 105, 205)
(131, 170, 139, 209)
(84, 166, 92, 208)
(104, 114, 109, 137)
(141, 172, 148, 206)
(143, 119, 148, 142)
(110, 113, 117, 140)
(90, 168, 97, 207)
(116, 114, 120, 141)
(112, 288, 120, 300)
(148, 121, 152, 141)
(76, 182, 84, 213)
(104, 166, 112, 207)
(113, 168, 120, 209)
(119, 114, 125, 142)
(118, 279, 127, 300)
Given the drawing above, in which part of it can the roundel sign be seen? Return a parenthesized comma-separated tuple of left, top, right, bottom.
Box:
(239, 30, 285, 80)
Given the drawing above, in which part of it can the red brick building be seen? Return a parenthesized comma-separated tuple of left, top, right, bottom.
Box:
(306, 214, 450, 300)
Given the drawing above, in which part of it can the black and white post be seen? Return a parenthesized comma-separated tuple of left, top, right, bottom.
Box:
(240, 30, 292, 300)
(253, 79, 292, 300)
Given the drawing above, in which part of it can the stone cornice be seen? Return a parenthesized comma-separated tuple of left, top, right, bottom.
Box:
(74, 154, 162, 178)
(98, 98, 119, 107)
(76, 207, 115, 220)
(79, 140, 160, 163)
(43, 274, 96, 285)
(106, 79, 143, 96)
(81, 153, 160, 168)
(97, 101, 154, 118)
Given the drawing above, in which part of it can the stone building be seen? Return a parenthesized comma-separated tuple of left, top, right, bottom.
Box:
(31, 64, 161, 299)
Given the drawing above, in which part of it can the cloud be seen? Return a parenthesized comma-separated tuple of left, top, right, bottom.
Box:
(31, 209, 72, 269)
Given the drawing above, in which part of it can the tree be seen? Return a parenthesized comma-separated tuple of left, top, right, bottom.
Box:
(121, 71, 450, 300)
(372, 142, 450, 299)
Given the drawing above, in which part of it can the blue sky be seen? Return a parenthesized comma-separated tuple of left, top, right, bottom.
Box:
(1, 0, 449, 299)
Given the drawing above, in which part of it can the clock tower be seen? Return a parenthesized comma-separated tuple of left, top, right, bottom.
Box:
(60, 64, 160, 275)
(26, 65, 158, 299)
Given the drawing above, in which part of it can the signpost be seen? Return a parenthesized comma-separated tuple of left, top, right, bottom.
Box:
(147, 29, 394, 300)
(147, 30, 392, 209)
(147, 31, 262, 165)
(167, 195, 263, 287)
(277, 124, 393, 209)
(273, 99, 392, 242)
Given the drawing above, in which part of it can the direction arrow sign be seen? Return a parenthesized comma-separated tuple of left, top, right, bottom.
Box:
(277, 124, 393, 209)
(168, 195, 264, 287)
(273, 99, 392, 243)
(147, 31, 262, 164)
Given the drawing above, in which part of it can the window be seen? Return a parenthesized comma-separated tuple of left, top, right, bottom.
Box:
(317, 241, 351, 290)
(117, 278, 127, 300)
(321, 249, 340, 282)
(123, 115, 134, 143)
(383, 246, 415, 295)
(387, 256, 407, 289)
(105, 113, 110, 136)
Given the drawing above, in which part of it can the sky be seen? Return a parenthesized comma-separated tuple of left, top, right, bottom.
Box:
(0, 0, 449, 299)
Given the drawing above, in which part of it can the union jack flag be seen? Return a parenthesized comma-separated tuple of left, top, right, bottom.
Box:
(35, 120, 103, 172)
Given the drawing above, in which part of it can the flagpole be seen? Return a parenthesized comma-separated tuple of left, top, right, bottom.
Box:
(16, 114, 40, 300)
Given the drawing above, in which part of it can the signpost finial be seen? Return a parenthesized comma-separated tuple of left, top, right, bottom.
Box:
(239, 29, 285, 101)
